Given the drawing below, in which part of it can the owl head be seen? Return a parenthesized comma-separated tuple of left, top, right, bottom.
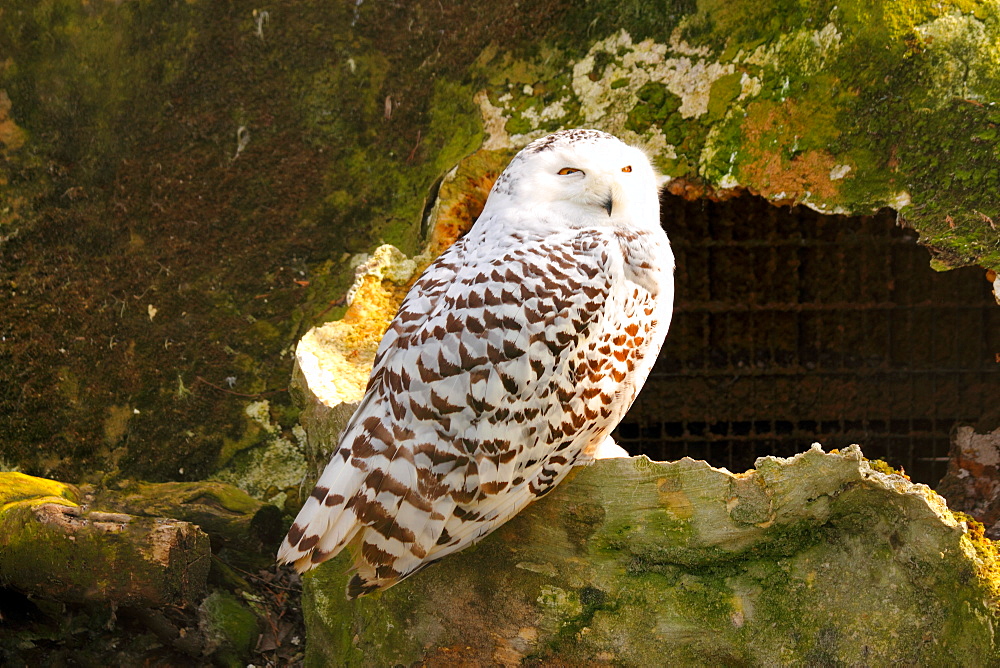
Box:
(487, 129, 661, 229)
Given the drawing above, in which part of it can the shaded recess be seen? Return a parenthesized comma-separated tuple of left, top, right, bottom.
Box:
(615, 192, 1000, 486)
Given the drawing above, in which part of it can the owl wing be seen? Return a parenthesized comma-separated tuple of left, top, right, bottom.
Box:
(278, 223, 636, 597)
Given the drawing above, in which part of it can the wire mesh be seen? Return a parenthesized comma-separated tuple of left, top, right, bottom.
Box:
(615, 194, 1000, 486)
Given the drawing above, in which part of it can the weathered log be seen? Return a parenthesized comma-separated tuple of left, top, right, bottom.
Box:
(91, 480, 280, 552)
(0, 472, 210, 607)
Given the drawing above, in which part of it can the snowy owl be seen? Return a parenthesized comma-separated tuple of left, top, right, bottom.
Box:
(278, 128, 675, 597)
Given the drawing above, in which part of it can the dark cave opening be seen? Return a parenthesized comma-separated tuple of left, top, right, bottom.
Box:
(615, 191, 1000, 487)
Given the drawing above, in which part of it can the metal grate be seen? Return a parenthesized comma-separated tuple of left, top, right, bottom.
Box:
(615, 193, 1000, 486)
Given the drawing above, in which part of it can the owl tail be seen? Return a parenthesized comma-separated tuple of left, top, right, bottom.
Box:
(276, 454, 365, 573)
(277, 452, 456, 599)
(343, 494, 458, 598)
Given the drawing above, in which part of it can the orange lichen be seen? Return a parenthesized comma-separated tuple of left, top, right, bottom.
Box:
(0, 90, 27, 152)
(426, 149, 510, 258)
(738, 98, 845, 205)
(429, 171, 496, 256)
(665, 177, 746, 202)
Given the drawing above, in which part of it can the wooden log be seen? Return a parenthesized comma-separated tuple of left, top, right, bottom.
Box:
(0, 472, 210, 607)
(91, 480, 278, 552)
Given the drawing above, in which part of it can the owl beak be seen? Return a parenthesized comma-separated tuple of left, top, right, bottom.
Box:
(601, 193, 613, 216)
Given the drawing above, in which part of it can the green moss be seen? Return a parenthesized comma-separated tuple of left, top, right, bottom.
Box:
(0, 495, 210, 606)
(0, 0, 198, 186)
(876, 100, 1000, 267)
(706, 72, 744, 120)
(505, 113, 534, 135)
(298, 73, 482, 268)
(471, 0, 1000, 268)
(106, 480, 265, 523)
(303, 451, 1000, 664)
(303, 553, 420, 667)
(549, 0, 695, 53)
(200, 591, 261, 667)
(537, 585, 584, 626)
(672, 572, 738, 629)
(213, 421, 266, 472)
(626, 82, 683, 134)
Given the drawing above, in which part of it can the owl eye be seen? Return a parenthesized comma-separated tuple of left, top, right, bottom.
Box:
(557, 167, 583, 175)
(622, 166, 632, 173)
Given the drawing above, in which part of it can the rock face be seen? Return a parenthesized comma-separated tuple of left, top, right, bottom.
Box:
(292, 245, 425, 478)
(939, 426, 1000, 539)
(3, 0, 999, 492)
(302, 446, 999, 666)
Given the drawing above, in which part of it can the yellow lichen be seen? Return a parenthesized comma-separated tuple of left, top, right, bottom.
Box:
(956, 514, 1000, 605)
(0, 472, 80, 515)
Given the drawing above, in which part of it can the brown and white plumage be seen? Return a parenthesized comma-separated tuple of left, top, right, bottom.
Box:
(278, 129, 674, 598)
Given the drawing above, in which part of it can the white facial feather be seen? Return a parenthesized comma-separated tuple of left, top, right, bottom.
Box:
(488, 129, 661, 229)
(278, 128, 675, 598)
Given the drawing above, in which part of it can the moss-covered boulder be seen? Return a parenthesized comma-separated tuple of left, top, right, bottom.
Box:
(471, 3, 1000, 271)
(302, 446, 999, 666)
(198, 590, 262, 668)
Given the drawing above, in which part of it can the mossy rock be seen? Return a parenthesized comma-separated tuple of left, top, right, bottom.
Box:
(470, 4, 1000, 270)
(0, 471, 80, 511)
(302, 446, 999, 666)
(199, 591, 262, 668)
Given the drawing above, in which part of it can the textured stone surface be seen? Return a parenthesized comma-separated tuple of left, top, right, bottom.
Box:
(302, 446, 999, 666)
(92, 479, 279, 553)
(469, 4, 1000, 272)
(939, 426, 1000, 538)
